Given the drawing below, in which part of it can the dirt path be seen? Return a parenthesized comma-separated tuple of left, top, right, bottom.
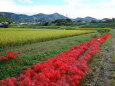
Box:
(82, 30, 115, 86)
(109, 30, 115, 86)
(95, 30, 115, 86)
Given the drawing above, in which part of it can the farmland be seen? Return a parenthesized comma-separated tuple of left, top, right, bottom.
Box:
(0, 31, 111, 86)
(0, 5, 114, 86)
(0, 28, 96, 47)
(0, 27, 114, 86)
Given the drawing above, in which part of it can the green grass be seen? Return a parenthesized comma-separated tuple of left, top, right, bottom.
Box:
(0, 32, 99, 80)
(0, 32, 99, 57)
(101, 35, 111, 47)
(110, 80, 115, 86)
(80, 28, 111, 30)
(112, 54, 115, 62)
(10, 24, 61, 29)
(0, 28, 96, 47)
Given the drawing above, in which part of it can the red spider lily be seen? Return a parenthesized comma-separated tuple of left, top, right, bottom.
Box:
(6, 51, 19, 58)
(1, 56, 8, 59)
(0, 32, 110, 86)
(0, 51, 19, 60)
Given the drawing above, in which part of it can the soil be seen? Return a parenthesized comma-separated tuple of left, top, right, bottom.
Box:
(94, 30, 115, 86)
(82, 30, 115, 86)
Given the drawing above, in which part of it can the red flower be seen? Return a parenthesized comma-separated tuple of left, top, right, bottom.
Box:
(0, 51, 20, 60)
(1, 56, 8, 59)
(0, 33, 110, 86)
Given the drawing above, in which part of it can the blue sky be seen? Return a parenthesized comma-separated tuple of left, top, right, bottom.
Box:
(15, 0, 68, 6)
(14, 0, 113, 7)
(0, 0, 115, 19)
(14, 0, 111, 6)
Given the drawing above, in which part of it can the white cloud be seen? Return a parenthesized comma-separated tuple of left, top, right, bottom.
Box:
(18, 0, 34, 4)
(0, 0, 17, 12)
(0, 0, 15, 6)
(0, 0, 115, 19)
(93, 0, 115, 7)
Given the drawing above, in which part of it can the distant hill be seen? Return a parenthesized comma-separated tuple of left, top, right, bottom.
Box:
(0, 14, 12, 23)
(74, 16, 98, 22)
(0, 12, 101, 23)
(0, 12, 68, 23)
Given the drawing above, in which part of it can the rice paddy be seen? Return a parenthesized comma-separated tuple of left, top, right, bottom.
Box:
(0, 28, 96, 46)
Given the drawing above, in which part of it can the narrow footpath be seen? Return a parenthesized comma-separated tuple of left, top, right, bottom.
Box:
(95, 30, 115, 86)
(82, 30, 115, 86)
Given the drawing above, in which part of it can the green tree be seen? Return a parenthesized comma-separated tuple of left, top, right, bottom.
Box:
(0, 14, 13, 28)
(52, 19, 72, 26)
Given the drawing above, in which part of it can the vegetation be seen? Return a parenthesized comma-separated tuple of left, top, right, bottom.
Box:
(0, 32, 99, 80)
(0, 32, 110, 86)
(51, 19, 72, 26)
(0, 14, 12, 28)
(0, 12, 68, 23)
(10, 24, 61, 29)
(0, 12, 115, 29)
(0, 28, 96, 47)
(0, 12, 114, 86)
(0, 14, 12, 23)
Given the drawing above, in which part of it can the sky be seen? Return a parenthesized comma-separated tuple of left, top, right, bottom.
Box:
(0, 0, 115, 19)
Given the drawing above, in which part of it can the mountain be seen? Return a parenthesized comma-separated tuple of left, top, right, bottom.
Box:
(73, 17, 84, 21)
(0, 14, 13, 23)
(74, 16, 98, 22)
(31, 13, 68, 22)
(0, 12, 99, 23)
(0, 12, 68, 23)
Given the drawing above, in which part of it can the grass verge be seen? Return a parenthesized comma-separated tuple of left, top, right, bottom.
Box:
(0, 32, 99, 80)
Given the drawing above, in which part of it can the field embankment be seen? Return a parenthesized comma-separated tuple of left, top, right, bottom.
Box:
(0, 32, 99, 57)
(0, 32, 99, 80)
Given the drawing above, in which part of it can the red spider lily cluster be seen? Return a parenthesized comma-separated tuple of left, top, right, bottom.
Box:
(0, 33, 110, 86)
(0, 51, 19, 59)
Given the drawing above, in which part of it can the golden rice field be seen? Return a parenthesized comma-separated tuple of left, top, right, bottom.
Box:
(0, 28, 96, 46)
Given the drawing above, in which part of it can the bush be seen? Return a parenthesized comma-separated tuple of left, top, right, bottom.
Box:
(60, 26, 79, 30)
(97, 29, 111, 34)
(0, 23, 9, 28)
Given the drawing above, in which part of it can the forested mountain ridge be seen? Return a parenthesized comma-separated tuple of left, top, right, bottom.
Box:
(0, 12, 68, 23)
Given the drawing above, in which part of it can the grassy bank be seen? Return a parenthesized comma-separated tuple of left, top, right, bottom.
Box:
(0, 32, 99, 80)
